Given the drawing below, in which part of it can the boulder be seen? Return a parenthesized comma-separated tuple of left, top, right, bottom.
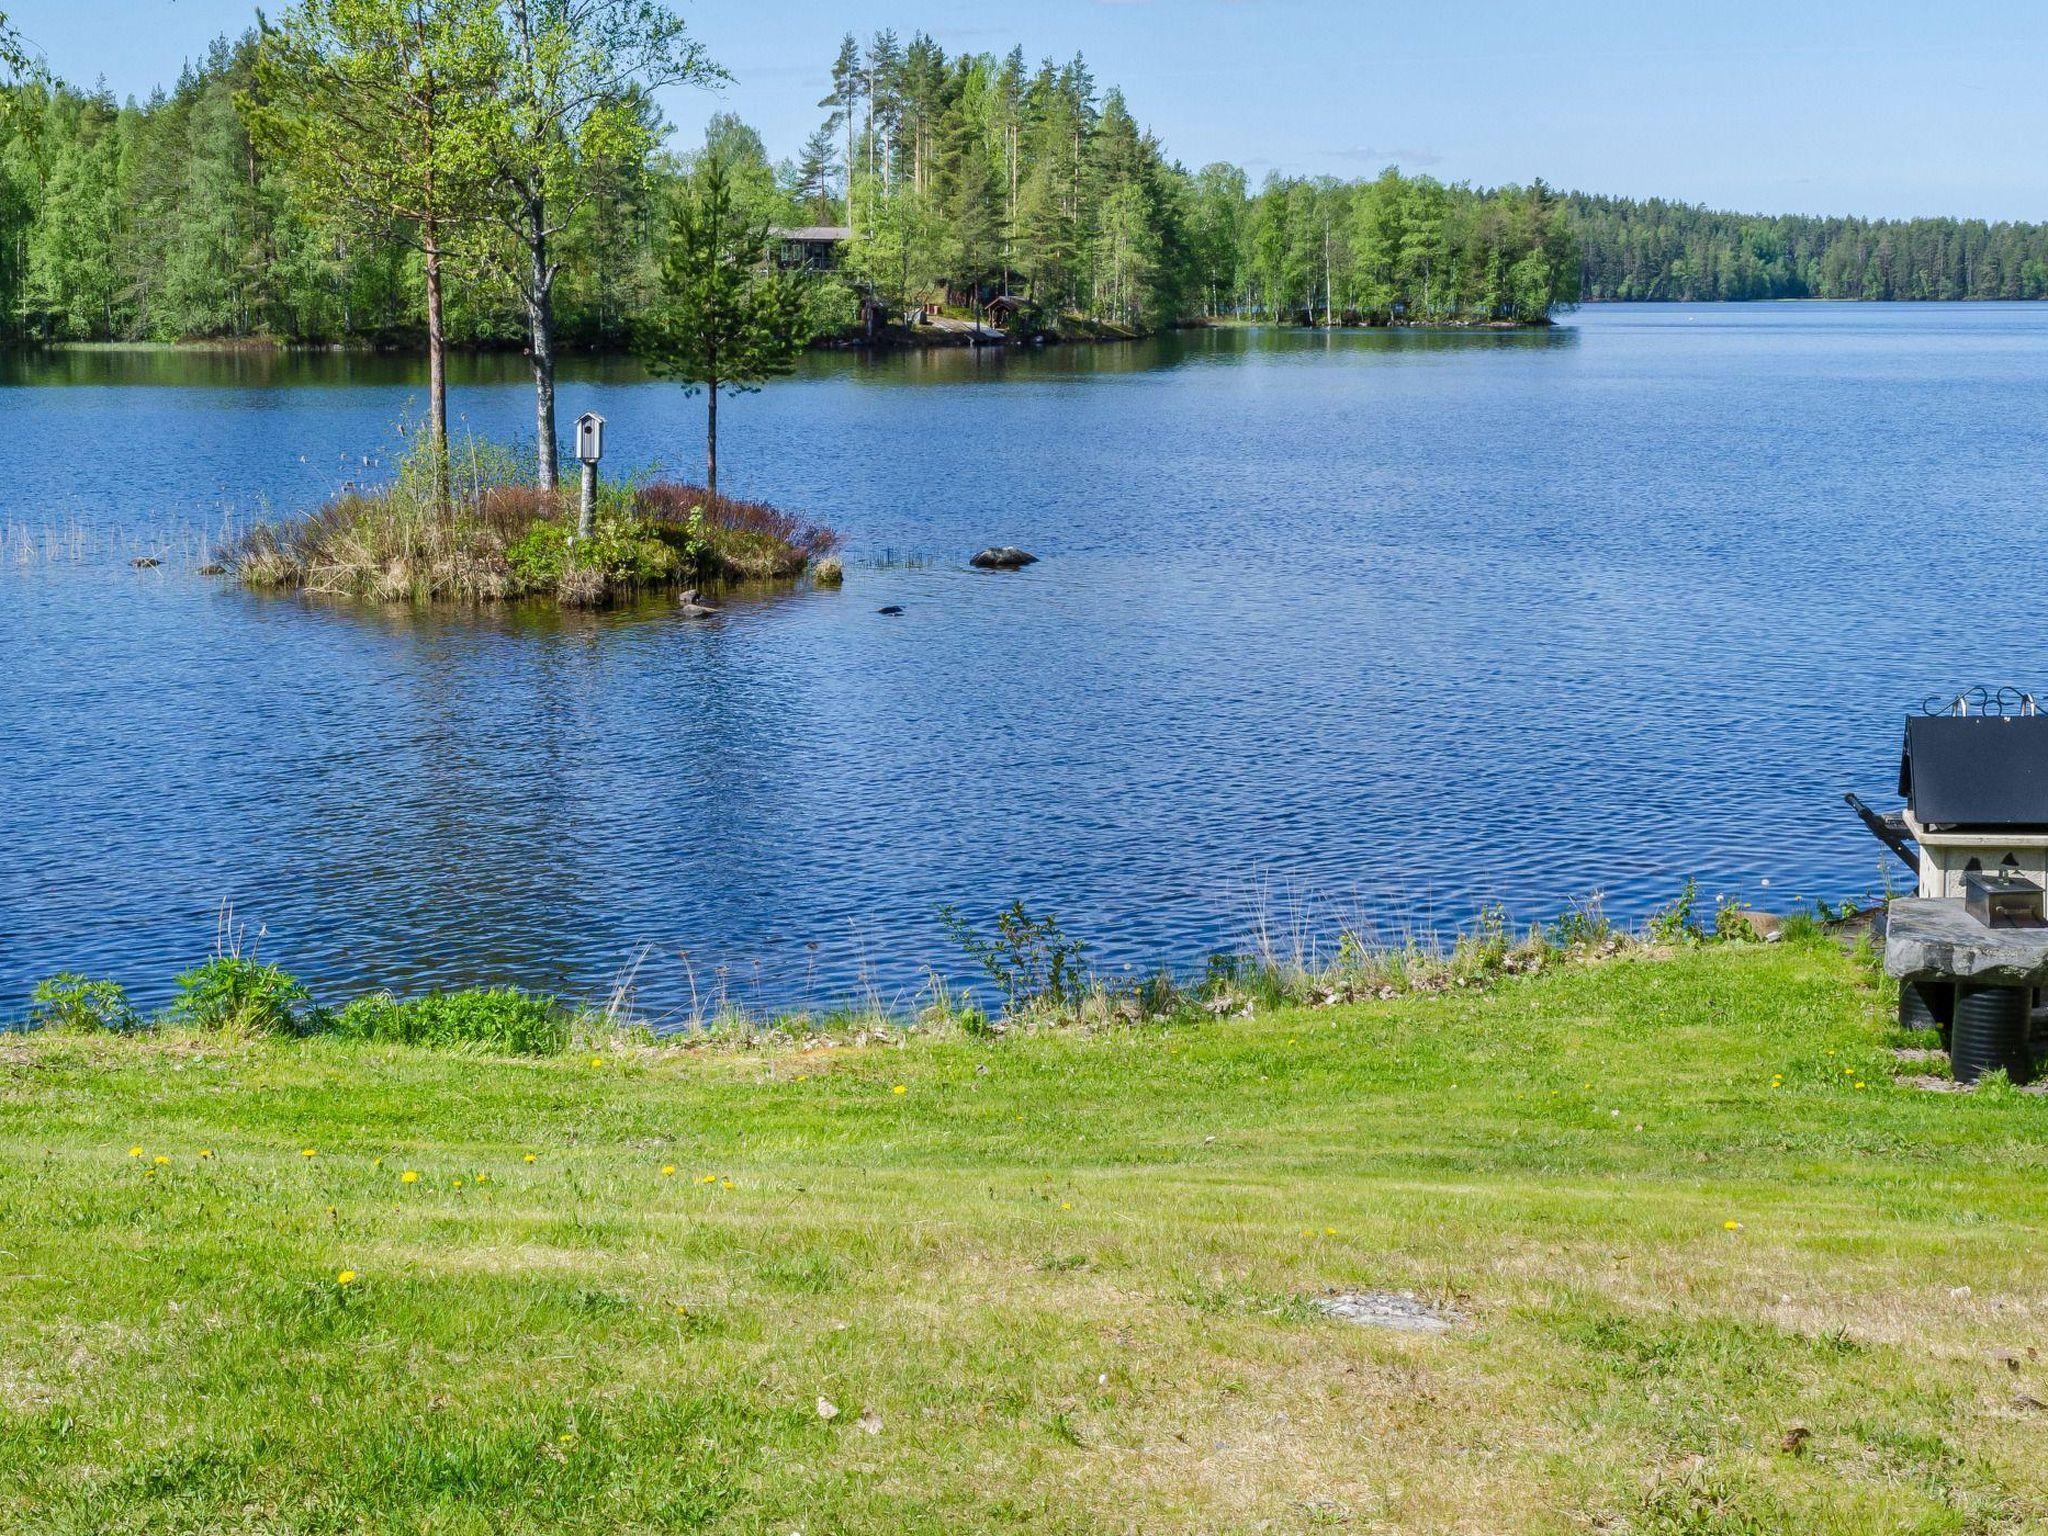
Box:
(969, 547, 1037, 571)
(1741, 911, 1785, 943)
(877, 605, 905, 616)
(677, 588, 719, 618)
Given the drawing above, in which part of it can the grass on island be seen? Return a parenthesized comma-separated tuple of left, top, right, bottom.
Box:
(230, 438, 838, 606)
(4, 935, 2046, 1534)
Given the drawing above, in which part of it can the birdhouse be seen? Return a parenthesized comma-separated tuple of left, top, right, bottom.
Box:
(575, 412, 605, 465)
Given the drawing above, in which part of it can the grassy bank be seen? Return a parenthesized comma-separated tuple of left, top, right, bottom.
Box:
(3, 939, 2044, 1533)
(230, 441, 838, 606)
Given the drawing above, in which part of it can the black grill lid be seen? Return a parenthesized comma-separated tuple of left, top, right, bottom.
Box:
(1900, 715, 2048, 829)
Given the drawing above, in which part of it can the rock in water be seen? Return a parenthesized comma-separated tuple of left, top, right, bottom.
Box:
(969, 547, 1037, 571)
(877, 605, 905, 616)
(677, 588, 720, 618)
(130, 556, 162, 569)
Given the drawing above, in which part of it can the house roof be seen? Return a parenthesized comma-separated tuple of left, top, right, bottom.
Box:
(770, 226, 853, 243)
(1900, 714, 2048, 828)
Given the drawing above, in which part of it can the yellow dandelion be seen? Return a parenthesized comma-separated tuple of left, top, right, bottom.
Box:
(128, 1146, 143, 1158)
(720, 1179, 734, 1190)
(1060, 1201, 1073, 1211)
(662, 1164, 677, 1177)
(524, 1153, 537, 1164)
(372, 1157, 383, 1169)
(1855, 1081, 1866, 1090)
(1724, 1220, 1743, 1232)
(476, 1172, 488, 1184)
(401, 1170, 419, 1184)
(152, 1155, 170, 1166)
(336, 1270, 356, 1286)
(588, 1056, 604, 1068)
(301, 1148, 317, 1158)
(892, 1084, 907, 1095)
(452, 1179, 464, 1189)
(700, 1174, 716, 1185)
(1324, 1227, 1337, 1236)
(199, 1149, 213, 1159)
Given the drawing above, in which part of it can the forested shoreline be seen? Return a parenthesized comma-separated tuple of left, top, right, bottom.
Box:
(1571, 193, 2048, 302)
(1, 23, 2040, 350)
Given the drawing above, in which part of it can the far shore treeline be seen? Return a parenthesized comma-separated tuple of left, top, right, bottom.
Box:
(3, 25, 2046, 350)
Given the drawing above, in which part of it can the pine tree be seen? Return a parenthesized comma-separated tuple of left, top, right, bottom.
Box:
(794, 123, 840, 223)
(637, 156, 809, 500)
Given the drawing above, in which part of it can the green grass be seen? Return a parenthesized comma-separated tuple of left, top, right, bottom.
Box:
(2, 941, 2044, 1533)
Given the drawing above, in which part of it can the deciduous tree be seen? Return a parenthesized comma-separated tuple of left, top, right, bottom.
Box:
(245, 0, 501, 481)
(480, 0, 720, 490)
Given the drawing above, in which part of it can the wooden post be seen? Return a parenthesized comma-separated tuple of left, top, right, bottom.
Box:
(579, 460, 597, 541)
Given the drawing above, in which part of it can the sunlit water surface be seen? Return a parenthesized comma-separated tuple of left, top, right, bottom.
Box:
(5, 306, 2045, 1019)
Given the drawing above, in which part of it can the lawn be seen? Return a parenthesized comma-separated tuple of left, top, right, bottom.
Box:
(2, 941, 2044, 1534)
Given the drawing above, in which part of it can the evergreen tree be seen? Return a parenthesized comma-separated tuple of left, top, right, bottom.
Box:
(793, 123, 839, 223)
(637, 156, 808, 499)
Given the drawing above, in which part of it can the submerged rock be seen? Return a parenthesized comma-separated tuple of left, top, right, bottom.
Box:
(877, 605, 905, 616)
(677, 588, 720, 618)
(969, 547, 1037, 571)
(130, 556, 162, 569)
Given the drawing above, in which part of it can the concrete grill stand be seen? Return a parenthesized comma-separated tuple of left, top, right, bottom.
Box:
(1858, 692, 2048, 1084)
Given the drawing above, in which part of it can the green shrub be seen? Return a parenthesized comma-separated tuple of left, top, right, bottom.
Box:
(27, 973, 142, 1033)
(940, 901, 1091, 1015)
(1647, 878, 1703, 944)
(507, 515, 683, 595)
(166, 957, 314, 1037)
(1714, 894, 1752, 942)
(331, 987, 569, 1055)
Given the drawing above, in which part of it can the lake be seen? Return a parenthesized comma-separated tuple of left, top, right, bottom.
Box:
(5, 304, 2045, 1021)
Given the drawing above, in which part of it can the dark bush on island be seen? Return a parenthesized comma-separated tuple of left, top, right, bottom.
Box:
(229, 438, 838, 606)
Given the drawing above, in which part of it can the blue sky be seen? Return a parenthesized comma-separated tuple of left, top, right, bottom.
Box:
(10, 1, 2047, 220)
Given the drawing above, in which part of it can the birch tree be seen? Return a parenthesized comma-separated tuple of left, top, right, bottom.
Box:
(481, 0, 719, 490)
(245, 0, 500, 485)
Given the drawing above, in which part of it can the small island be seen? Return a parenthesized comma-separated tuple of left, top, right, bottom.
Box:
(231, 457, 838, 607)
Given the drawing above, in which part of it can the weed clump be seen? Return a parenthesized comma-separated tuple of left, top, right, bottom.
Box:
(166, 956, 316, 1038)
(332, 988, 570, 1056)
(27, 973, 141, 1034)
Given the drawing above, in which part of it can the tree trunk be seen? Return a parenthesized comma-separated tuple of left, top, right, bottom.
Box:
(705, 379, 718, 501)
(527, 199, 558, 491)
(423, 221, 450, 508)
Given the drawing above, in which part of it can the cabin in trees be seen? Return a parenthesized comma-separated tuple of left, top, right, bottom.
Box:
(768, 226, 852, 273)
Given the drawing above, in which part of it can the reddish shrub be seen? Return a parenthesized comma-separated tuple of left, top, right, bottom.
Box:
(631, 481, 840, 559)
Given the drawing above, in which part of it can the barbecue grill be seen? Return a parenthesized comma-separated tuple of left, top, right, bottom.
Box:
(1856, 687, 2046, 1085)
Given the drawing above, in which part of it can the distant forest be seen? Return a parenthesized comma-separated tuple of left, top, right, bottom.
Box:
(0, 25, 2039, 346)
(1570, 193, 2048, 302)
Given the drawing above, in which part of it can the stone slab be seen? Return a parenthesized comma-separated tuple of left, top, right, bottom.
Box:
(1882, 898, 2048, 985)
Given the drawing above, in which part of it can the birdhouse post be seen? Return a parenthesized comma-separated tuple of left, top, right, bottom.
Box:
(574, 412, 605, 540)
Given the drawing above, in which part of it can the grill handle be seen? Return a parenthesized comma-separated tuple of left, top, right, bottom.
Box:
(1845, 792, 1921, 873)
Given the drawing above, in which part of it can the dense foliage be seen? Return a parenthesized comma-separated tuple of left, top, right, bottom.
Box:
(0, 29, 1584, 343)
(12, 24, 2030, 345)
(1570, 192, 2048, 301)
